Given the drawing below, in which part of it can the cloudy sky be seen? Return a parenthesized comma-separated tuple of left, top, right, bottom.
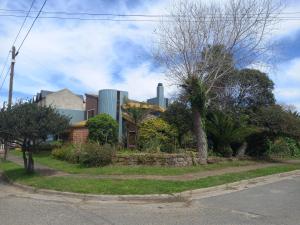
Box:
(0, 0, 299, 110)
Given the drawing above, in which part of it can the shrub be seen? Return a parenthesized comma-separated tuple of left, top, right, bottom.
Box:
(77, 143, 115, 167)
(267, 137, 300, 158)
(138, 118, 177, 153)
(86, 114, 118, 145)
(51, 144, 79, 163)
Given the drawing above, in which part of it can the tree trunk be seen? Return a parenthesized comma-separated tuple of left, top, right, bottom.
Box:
(193, 108, 208, 164)
(27, 151, 34, 173)
(3, 141, 8, 161)
(237, 141, 248, 158)
(22, 150, 28, 170)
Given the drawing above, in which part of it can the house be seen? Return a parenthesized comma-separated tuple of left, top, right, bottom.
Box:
(35, 88, 86, 124)
(72, 83, 169, 146)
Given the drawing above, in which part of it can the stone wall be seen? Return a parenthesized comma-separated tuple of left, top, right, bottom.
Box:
(113, 153, 201, 167)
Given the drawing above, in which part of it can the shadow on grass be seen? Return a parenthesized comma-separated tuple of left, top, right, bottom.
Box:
(3, 168, 37, 181)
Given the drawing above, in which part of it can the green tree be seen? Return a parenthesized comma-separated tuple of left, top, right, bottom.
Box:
(245, 105, 300, 157)
(86, 114, 118, 145)
(138, 118, 177, 152)
(251, 105, 300, 140)
(4, 102, 70, 173)
(161, 101, 192, 147)
(155, 0, 280, 163)
(0, 106, 17, 160)
(212, 69, 275, 112)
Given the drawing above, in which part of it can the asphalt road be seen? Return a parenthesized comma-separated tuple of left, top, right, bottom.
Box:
(0, 175, 300, 225)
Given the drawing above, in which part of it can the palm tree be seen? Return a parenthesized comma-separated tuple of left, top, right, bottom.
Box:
(123, 107, 151, 146)
(206, 111, 256, 157)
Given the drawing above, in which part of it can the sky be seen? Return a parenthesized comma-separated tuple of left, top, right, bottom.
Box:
(0, 0, 299, 110)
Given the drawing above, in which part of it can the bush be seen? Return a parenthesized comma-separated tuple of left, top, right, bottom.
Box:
(86, 114, 118, 145)
(138, 118, 177, 153)
(267, 137, 300, 158)
(52, 143, 115, 167)
(77, 143, 115, 167)
(51, 144, 79, 163)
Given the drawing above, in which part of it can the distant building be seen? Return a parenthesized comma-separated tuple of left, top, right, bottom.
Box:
(84, 83, 168, 144)
(147, 83, 169, 109)
(36, 84, 168, 145)
(35, 89, 85, 124)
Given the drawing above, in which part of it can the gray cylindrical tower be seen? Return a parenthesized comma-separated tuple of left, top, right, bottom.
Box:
(98, 89, 117, 119)
(157, 83, 164, 108)
(98, 89, 128, 142)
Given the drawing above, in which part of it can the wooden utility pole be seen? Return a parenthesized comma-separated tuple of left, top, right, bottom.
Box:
(8, 46, 16, 110)
(3, 46, 16, 160)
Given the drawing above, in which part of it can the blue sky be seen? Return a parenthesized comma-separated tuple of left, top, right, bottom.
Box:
(0, 0, 300, 110)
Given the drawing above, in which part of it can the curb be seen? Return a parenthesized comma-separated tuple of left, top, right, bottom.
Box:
(1, 169, 300, 203)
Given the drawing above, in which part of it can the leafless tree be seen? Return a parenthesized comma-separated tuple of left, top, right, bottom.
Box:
(155, 0, 283, 163)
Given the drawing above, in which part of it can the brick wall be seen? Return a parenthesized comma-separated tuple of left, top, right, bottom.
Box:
(85, 94, 98, 118)
(69, 127, 89, 144)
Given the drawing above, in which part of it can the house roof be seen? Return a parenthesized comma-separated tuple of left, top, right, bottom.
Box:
(36, 89, 84, 102)
(122, 100, 165, 112)
(71, 120, 87, 128)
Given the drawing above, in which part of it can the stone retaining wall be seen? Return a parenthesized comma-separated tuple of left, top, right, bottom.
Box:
(113, 153, 201, 167)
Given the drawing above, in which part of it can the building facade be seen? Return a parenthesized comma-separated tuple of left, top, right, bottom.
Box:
(35, 84, 168, 144)
(35, 89, 86, 124)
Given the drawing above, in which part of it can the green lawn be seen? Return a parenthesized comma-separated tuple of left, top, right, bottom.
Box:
(10, 150, 257, 176)
(1, 160, 300, 195)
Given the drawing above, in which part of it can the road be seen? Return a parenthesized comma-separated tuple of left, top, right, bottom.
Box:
(0, 175, 300, 225)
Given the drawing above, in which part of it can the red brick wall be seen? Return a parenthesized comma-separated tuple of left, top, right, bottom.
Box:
(85, 94, 98, 116)
(69, 127, 89, 144)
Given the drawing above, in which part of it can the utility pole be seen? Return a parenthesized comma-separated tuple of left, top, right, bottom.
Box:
(8, 46, 16, 110)
(3, 46, 16, 160)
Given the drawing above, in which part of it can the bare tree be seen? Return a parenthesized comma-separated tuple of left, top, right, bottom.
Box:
(155, 0, 283, 163)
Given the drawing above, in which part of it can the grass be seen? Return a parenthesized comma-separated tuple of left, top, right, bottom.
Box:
(1, 160, 300, 195)
(10, 150, 256, 176)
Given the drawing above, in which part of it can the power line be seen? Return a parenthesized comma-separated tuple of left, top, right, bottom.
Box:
(0, 0, 36, 93)
(1, 8, 300, 17)
(16, 0, 48, 54)
(0, 65, 11, 91)
(12, 0, 37, 46)
(1, 13, 300, 22)
(0, 52, 10, 83)
(0, 0, 46, 94)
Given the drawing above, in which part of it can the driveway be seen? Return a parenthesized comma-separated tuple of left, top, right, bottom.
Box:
(0, 174, 299, 225)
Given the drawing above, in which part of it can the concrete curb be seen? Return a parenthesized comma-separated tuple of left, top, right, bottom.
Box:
(1, 169, 300, 203)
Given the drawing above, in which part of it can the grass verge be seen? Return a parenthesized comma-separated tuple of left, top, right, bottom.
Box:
(10, 150, 257, 176)
(1, 160, 300, 195)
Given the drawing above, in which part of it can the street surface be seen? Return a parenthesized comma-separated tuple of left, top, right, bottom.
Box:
(0, 175, 300, 225)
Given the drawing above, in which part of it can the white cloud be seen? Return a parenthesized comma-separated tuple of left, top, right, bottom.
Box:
(275, 88, 300, 99)
(0, 0, 299, 111)
(270, 57, 300, 111)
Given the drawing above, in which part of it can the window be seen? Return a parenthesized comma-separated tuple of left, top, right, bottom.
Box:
(87, 109, 95, 119)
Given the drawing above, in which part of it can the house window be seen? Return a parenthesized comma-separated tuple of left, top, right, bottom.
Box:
(87, 109, 95, 119)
